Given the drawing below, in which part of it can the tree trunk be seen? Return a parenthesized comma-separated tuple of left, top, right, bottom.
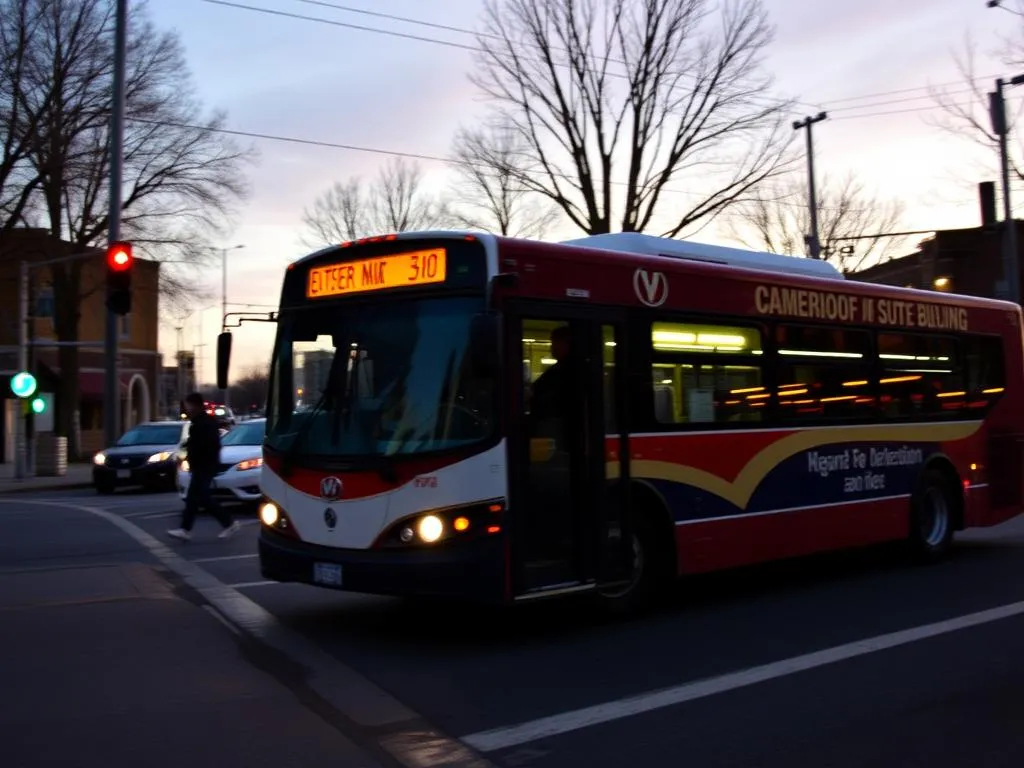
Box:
(51, 262, 83, 460)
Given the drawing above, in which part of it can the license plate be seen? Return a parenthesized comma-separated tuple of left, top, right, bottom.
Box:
(313, 562, 342, 586)
(116, 470, 130, 479)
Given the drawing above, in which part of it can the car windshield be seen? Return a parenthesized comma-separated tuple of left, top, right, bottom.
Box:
(116, 424, 182, 446)
(222, 420, 265, 446)
(266, 295, 494, 458)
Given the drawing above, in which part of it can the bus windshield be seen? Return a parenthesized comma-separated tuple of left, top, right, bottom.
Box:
(266, 295, 494, 459)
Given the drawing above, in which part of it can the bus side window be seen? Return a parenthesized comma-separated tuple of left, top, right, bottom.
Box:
(964, 335, 1005, 410)
(649, 320, 765, 426)
(878, 332, 962, 416)
(775, 325, 876, 421)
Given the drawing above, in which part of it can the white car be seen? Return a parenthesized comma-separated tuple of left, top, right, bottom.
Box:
(177, 418, 265, 505)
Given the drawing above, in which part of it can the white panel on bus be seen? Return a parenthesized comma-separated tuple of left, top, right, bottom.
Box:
(561, 232, 845, 280)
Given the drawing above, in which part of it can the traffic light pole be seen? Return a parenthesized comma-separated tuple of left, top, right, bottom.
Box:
(104, 0, 128, 447)
(14, 261, 28, 479)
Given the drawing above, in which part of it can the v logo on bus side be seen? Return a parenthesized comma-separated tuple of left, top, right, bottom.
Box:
(634, 268, 668, 307)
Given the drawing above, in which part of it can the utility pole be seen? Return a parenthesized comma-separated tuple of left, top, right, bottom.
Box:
(991, 76, 1024, 304)
(793, 112, 828, 260)
(104, 0, 127, 446)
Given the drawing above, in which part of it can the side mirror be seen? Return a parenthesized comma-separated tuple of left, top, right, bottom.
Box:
(468, 312, 500, 377)
(216, 332, 232, 390)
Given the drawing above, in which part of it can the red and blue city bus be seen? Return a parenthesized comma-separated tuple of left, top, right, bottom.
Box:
(216, 231, 1024, 609)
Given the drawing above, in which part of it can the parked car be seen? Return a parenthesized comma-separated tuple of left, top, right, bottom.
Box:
(92, 420, 189, 494)
(177, 418, 265, 506)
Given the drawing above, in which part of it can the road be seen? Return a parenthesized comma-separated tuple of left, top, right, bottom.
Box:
(6, 485, 1024, 767)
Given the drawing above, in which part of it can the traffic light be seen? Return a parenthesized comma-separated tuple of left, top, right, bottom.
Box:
(106, 241, 133, 315)
(30, 396, 46, 414)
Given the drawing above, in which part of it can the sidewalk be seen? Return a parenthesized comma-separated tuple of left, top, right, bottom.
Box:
(0, 562, 387, 768)
(0, 461, 93, 494)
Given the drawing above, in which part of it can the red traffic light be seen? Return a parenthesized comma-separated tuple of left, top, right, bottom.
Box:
(106, 241, 133, 272)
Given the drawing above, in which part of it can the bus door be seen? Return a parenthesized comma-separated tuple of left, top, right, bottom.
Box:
(506, 305, 633, 598)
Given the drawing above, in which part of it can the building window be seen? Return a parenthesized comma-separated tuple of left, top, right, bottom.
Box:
(35, 287, 54, 319)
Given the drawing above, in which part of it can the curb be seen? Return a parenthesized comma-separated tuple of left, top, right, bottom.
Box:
(20, 499, 498, 768)
(0, 480, 94, 495)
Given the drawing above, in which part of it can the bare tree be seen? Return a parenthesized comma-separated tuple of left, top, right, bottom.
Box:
(3, 0, 254, 454)
(929, 30, 1024, 189)
(448, 122, 561, 238)
(468, 0, 794, 237)
(301, 158, 450, 248)
(726, 173, 906, 273)
(230, 364, 269, 414)
(0, 0, 49, 230)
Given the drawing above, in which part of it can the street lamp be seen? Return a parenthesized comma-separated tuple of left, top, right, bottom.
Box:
(989, 75, 1024, 303)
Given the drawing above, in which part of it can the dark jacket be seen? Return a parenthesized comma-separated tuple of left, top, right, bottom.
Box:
(185, 412, 221, 475)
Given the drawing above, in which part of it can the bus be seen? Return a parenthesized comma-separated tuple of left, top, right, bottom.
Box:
(215, 230, 1024, 609)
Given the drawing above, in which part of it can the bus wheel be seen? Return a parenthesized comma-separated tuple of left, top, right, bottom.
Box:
(908, 468, 955, 562)
(596, 515, 666, 615)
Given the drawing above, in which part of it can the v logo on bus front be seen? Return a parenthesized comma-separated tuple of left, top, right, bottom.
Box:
(320, 476, 343, 501)
(634, 268, 668, 307)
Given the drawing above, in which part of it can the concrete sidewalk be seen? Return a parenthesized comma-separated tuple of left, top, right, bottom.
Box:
(0, 461, 93, 494)
(0, 562, 388, 768)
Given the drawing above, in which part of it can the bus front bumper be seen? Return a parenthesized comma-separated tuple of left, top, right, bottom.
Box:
(258, 527, 507, 602)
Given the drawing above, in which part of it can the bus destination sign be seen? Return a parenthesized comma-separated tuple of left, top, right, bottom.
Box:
(307, 248, 447, 298)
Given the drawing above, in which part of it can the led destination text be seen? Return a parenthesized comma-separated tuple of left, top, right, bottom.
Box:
(307, 248, 447, 298)
(754, 285, 969, 331)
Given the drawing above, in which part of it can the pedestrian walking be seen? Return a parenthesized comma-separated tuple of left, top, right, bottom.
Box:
(168, 392, 241, 541)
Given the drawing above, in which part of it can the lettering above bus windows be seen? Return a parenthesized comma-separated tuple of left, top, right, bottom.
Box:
(306, 248, 448, 298)
(753, 285, 969, 331)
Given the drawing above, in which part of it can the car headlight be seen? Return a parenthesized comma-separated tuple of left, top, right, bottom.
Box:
(179, 459, 190, 472)
(147, 451, 172, 463)
(234, 457, 263, 472)
(93, 452, 106, 466)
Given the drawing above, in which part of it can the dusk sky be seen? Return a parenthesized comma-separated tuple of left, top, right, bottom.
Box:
(146, 0, 1015, 382)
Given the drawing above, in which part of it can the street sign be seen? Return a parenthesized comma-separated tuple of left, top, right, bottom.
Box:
(10, 371, 37, 398)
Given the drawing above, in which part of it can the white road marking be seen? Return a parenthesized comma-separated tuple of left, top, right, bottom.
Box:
(459, 598, 1024, 752)
(226, 580, 278, 589)
(134, 511, 180, 520)
(191, 553, 259, 563)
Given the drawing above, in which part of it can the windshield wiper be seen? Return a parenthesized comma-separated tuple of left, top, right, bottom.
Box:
(280, 353, 345, 477)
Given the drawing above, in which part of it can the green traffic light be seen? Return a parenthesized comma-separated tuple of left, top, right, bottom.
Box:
(30, 396, 46, 414)
(10, 371, 37, 398)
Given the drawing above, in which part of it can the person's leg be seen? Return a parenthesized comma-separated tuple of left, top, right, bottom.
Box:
(168, 474, 202, 540)
(198, 475, 239, 537)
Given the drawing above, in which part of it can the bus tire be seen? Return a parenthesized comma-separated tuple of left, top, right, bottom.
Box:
(596, 513, 671, 615)
(908, 467, 956, 562)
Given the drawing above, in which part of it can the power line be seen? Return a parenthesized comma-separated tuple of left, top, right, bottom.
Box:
(270, 0, 998, 116)
(201, 0, 813, 115)
(130, 116, 870, 211)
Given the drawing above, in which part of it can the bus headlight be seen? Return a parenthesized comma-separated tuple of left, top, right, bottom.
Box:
(260, 502, 279, 526)
(417, 514, 444, 543)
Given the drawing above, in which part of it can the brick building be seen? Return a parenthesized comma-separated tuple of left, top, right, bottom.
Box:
(850, 182, 1024, 301)
(0, 229, 161, 462)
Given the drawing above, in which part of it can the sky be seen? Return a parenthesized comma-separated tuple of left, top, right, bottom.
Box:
(144, 0, 1016, 383)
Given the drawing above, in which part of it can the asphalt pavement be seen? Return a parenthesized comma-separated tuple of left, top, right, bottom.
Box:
(6, 485, 1024, 767)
